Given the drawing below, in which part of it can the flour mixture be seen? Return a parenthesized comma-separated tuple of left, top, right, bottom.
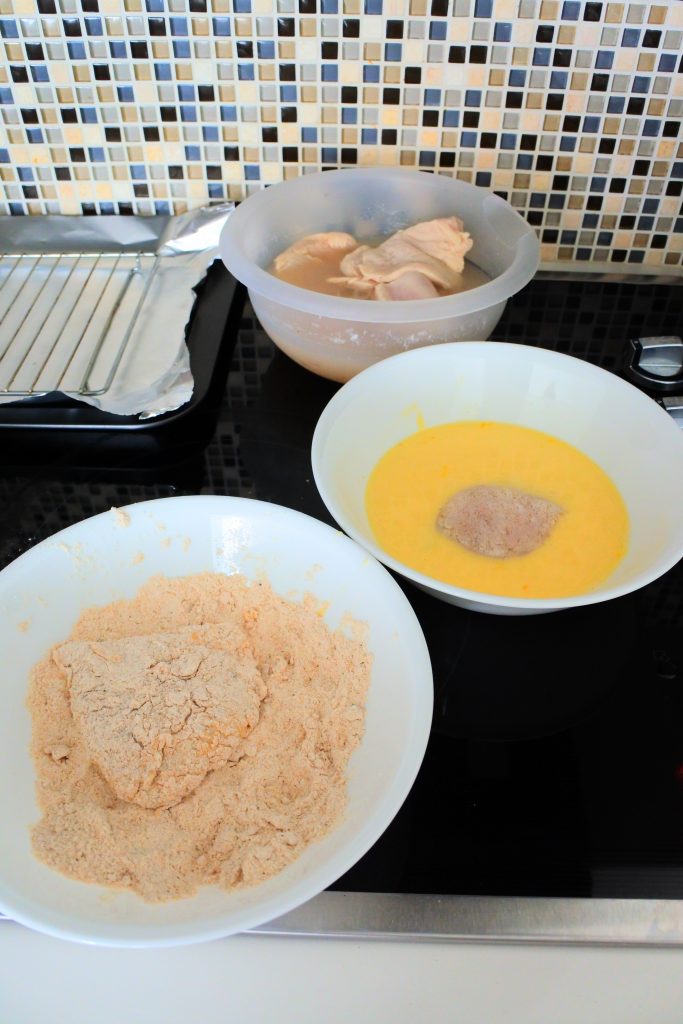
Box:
(28, 573, 371, 902)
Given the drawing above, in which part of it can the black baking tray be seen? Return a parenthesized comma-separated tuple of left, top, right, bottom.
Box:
(0, 260, 242, 432)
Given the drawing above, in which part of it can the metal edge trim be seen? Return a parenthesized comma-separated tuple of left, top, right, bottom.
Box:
(248, 891, 683, 948)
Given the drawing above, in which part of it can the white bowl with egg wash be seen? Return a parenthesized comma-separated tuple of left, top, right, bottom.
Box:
(312, 341, 683, 615)
(0, 495, 432, 947)
(220, 168, 539, 383)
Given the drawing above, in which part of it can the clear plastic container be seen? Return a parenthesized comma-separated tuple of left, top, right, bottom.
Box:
(220, 168, 540, 382)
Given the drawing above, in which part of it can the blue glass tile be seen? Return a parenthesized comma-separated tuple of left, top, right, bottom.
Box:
(474, 0, 493, 16)
(365, 0, 382, 10)
(671, 163, 683, 179)
(475, 171, 491, 186)
(550, 71, 567, 87)
(207, 185, 223, 200)
(220, 105, 236, 121)
(622, 28, 640, 46)
(0, 20, 19, 38)
(238, 64, 255, 80)
(234, 0, 251, 9)
(130, 165, 146, 179)
(361, 128, 377, 143)
(85, 17, 102, 35)
(627, 251, 645, 263)
(146, 0, 164, 10)
(88, 147, 105, 162)
(26, 128, 42, 143)
(322, 147, 337, 162)
(659, 53, 676, 72)
(642, 118, 660, 137)
(154, 200, 170, 214)
(0, 88, 12, 104)
(170, 17, 188, 35)
(31, 66, 50, 82)
(173, 40, 190, 57)
(80, 107, 98, 123)
(342, 108, 357, 123)
(213, 18, 231, 36)
(385, 42, 402, 60)
(560, 136, 576, 150)
(363, 65, 380, 82)
(674, 218, 683, 233)
(494, 22, 511, 41)
(576, 248, 591, 260)
(637, 216, 654, 229)
(632, 76, 650, 93)
(533, 48, 551, 66)
(443, 110, 459, 127)
(425, 89, 441, 105)
(258, 40, 275, 58)
(0, 149, 10, 162)
(185, 145, 200, 159)
(460, 131, 477, 147)
(178, 84, 194, 100)
(607, 96, 624, 113)
(322, 64, 338, 80)
(419, 150, 436, 166)
(117, 86, 134, 101)
(595, 50, 613, 69)
(500, 132, 516, 149)
(100, 202, 114, 214)
(155, 63, 172, 80)
(9, 203, 25, 215)
(597, 231, 613, 245)
(280, 85, 296, 101)
(17, 167, 33, 181)
(464, 89, 481, 106)
(430, 22, 447, 39)
(529, 193, 546, 207)
(590, 177, 606, 191)
(203, 125, 219, 141)
(509, 69, 525, 85)
(67, 42, 85, 59)
(561, 1, 580, 18)
(549, 194, 565, 208)
(560, 231, 577, 244)
(583, 214, 599, 227)
(322, 0, 338, 11)
(180, 105, 197, 122)
(583, 116, 600, 132)
(642, 199, 659, 213)
(301, 127, 317, 141)
(110, 41, 126, 57)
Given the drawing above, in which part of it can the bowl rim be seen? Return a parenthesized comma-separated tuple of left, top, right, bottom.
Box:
(0, 494, 434, 947)
(219, 168, 540, 324)
(311, 341, 683, 612)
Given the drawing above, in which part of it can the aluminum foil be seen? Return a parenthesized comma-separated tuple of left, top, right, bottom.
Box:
(0, 203, 234, 418)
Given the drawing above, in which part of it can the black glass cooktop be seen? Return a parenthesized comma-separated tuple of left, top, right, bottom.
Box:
(2, 270, 683, 902)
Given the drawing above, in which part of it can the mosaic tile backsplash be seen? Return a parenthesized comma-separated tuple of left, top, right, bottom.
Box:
(0, 0, 681, 269)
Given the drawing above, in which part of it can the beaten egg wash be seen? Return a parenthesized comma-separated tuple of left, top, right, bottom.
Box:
(365, 421, 629, 599)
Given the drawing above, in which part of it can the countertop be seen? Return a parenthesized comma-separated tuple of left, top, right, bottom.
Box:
(3, 923, 683, 1023)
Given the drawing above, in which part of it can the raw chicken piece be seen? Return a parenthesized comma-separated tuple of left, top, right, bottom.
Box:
(273, 231, 359, 273)
(436, 484, 563, 558)
(55, 622, 267, 810)
(375, 271, 440, 301)
(331, 216, 473, 296)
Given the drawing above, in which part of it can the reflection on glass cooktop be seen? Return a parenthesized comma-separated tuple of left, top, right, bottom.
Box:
(2, 272, 683, 902)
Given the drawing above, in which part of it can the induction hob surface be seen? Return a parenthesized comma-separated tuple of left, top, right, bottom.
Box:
(2, 271, 683, 944)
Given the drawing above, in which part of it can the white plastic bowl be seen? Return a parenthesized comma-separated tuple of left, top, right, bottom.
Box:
(220, 168, 539, 382)
(0, 495, 432, 946)
(312, 342, 683, 616)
